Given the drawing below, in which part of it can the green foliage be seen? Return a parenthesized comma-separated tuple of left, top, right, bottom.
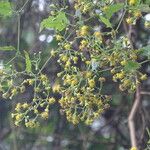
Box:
(99, 16, 112, 28)
(143, 0, 150, 5)
(40, 11, 69, 31)
(24, 51, 32, 73)
(0, 46, 15, 51)
(0, 1, 12, 18)
(124, 61, 140, 72)
(138, 4, 150, 12)
(105, 3, 124, 19)
(140, 45, 150, 58)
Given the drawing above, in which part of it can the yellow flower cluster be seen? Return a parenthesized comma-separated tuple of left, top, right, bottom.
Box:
(0, 69, 27, 99)
(77, 25, 89, 37)
(56, 69, 110, 125)
(53, 15, 148, 124)
(0, 0, 149, 128)
(79, 39, 89, 50)
(60, 89, 110, 125)
(126, 0, 145, 26)
(25, 120, 39, 128)
(10, 73, 57, 127)
(74, 0, 92, 13)
(105, 48, 147, 92)
(126, 10, 142, 25)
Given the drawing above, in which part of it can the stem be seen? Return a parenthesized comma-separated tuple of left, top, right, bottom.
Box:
(115, 9, 127, 31)
(128, 86, 141, 148)
(17, 0, 30, 13)
(17, 13, 20, 54)
(140, 59, 150, 65)
(37, 56, 52, 75)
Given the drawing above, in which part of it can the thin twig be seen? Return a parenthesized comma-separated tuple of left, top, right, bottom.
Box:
(128, 86, 141, 148)
(140, 91, 150, 95)
(17, 13, 20, 53)
(17, 0, 30, 13)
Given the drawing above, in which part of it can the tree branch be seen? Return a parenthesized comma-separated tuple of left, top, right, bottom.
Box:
(140, 91, 150, 95)
(128, 86, 141, 148)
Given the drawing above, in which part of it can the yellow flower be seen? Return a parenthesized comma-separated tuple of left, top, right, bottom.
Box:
(81, 25, 88, 31)
(40, 74, 47, 81)
(74, 4, 79, 10)
(34, 109, 38, 114)
(94, 31, 102, 39)
(85, 61, 91, 65)
(140, 74, 147, 80)
(22, 103, 29, 109)
(128, 0, 137, 5)
(64, 43, 71, 50)
(120, 60, 127, 66)
(48, 97, 56, 104)
(73, 57, 78, 64)
(15, 103, 22, 111)
(11, 88, 17, 95)
(65, 60, 71, 68)
(85, 118, 93, 125)
(81, 40, 88, 46)
(41, 111, 49, 119)
(126, 17, 133, 24)
(25, 120, 39, 128)
(134, 11, 142, 18)
(15, 114, 23, 121)
(102, 6, 108, 12)
(50, 50, 56, 56)
(88, 79, 95, 88)
(123, 79, 131, 87)
(130, 54, 137, 60)
(130, 146, 137, 150)
(52, 84, 61, 93)
(71, 78, 78, 86)
(83, 5, 90, 13)
(61, 55, 68, 62)
(55, 35, 63, 41)
(85, 71, 92, 78)
(80, 25, 89, 36)
(116, 72, 125, 79)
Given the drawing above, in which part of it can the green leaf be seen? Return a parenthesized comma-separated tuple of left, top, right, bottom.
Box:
(40, 11, 69, 31)
(105, 3, 124, 19)
(99, 16, 112, 28)
(0, 1, 12, 18)
(24, 51, 32, 73)
(140, 45, 150, 58)
(138, 4, 150, 13)
(124, 61, 140, 72)
(143, 0, 150, 5)
(0, 46, 16, 51)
